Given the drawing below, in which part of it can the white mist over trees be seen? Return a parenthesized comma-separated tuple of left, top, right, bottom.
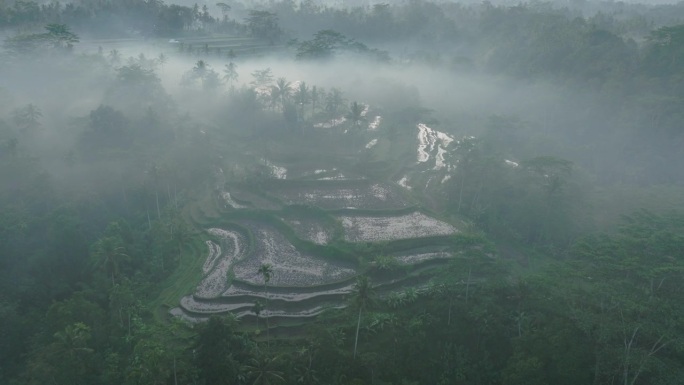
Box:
(2, 0, 684, 384)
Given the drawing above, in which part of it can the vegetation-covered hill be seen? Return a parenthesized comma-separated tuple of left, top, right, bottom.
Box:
(2, 0, 684, 384)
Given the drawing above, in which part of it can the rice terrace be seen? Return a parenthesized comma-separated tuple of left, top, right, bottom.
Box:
(165, 113, 474, 333)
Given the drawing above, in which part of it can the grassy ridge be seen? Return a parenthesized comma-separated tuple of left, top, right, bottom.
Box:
(149, 238, 206, 323)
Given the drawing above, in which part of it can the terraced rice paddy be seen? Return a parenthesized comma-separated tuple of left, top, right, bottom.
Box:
(417, 123, 454, 169)
(222, 192, 247, 209)
(313, 169, 350, 180)
(174, 203, 461, 323)
(269, 182, 409, 209)
(181, 295, 251, 314)
(397, 175, 411, 190)
(368, 116, 382, 131)
(262, 159, 287, 179)
(313, 116, 347, 128)
(299, 169, 351, 180)
(223, 282, 355, 301)
(338, 211, 458, 242)
(202, 241, 222, 274)
(195, 228, 247, 298)
(395, 251, 452, 265)
(170, 117, 472, 325)
(282, 217, 335, 245)
(232, 222, 356, 287)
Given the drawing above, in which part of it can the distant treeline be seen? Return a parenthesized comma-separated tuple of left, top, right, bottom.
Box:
(0, 0, 219, 36)
(7, 0, 683, 119)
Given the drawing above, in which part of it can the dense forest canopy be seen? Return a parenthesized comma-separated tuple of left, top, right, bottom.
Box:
(2, 0, 684, 384)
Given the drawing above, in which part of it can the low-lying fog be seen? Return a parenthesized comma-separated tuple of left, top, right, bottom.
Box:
(0, 39, 648, 187)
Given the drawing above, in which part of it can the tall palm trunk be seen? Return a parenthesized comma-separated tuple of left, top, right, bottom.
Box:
(122, 185, 128, 213)
(264, 283, 270, 352)
(155, 190, 161, 220)
(353, 307, 362, 359)
(173, 356, 178, 385)
(448, 296, 453, 326)
(465, 267, 472, 303)
(173, 179, 178, 210)
(457, 171, 466, 213)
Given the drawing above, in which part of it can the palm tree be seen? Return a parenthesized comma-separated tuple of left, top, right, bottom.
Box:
(136, 53, 150, 68)
(223, 62, 239, 85)
(295, 81, 309, 119)
(13, 104, 42, 132)
(193, 60, 208, 78)
(6, 137, 18, 158)
(346, 101, 366, 129)
(156, 163, 176, 210)
(271, 77, 291, 109)
(253, 301, 264, 330)
(454, 136, 478, 213)
(217, 2, 231, 20)
(202, 69, 223, 91)
(245, 355, 285, 385)
(146, 162, 162, 220)
(157, 53, 167, 70)
(54, 323, 93, 356)
(352, 275, 374, 359)
(258, 263, 273, 349)
(294, 341, 319, 385)
(310, 86, 320, 117)
(51, 322, 94, 385)
(93, 237, 129, 286)
(325, 88, 345, 117)
(23, 103, 42, 122)
(512, 311, 528, 337)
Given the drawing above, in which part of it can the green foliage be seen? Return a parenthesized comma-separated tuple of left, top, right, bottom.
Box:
(245, 354, 286, 385)
(24, 323, 95, 385)
(644, 25, 684, 78)
(92, 236, 130, 285)
(558, 211, 684, 384)
(107, 65, 171, 116)
(11, 104, 41, 132)
(79, 105, 131, 154)
(442, 117, 586, 248)
(251, 67, 275, 87)
(246, 10, 281, 42)
(296, 30, 389, 61)
(3, 24, 78, 56)
(346, 101, 366, 129)
(43, 24, 79, 49)
(223, 62, 239, 84)
(296, 30, 348, 59)
(195, 316, 254, 385)
(4, 2, 684, 385)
